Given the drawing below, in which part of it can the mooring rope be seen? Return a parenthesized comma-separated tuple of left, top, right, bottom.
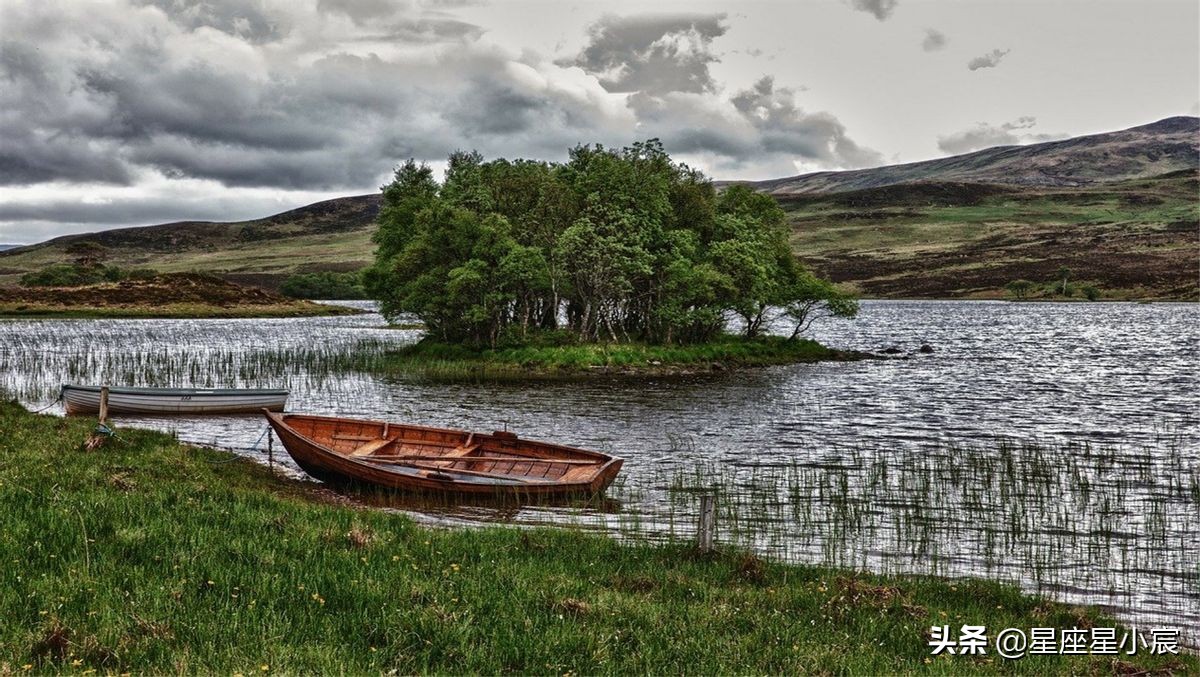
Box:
(202, 425, 271, 465)
(28, 392, 63, 414)
(248, 425, 271, 454)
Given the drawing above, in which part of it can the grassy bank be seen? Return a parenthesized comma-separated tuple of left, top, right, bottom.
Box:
(0, 402, 1192, 674)
(0, 301, 359, 319)
(381, 335, 864, 380)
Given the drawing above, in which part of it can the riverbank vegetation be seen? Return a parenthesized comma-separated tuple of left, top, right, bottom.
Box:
(1, 401, 1191, 674)
(0, 273, 358, 319)
(365, 141, 857, 353)
(1004, 271, 1104, 301)
(380, 335, 861, 380)
(280, 271, 367, 300)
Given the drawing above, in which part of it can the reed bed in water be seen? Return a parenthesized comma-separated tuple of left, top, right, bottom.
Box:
(586, 434, 1199, 642)
(0, 337, 397, 401)
(1, 401, 1194, 674)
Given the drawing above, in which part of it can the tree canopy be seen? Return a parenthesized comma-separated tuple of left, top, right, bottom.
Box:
(366, 141, 856, 347)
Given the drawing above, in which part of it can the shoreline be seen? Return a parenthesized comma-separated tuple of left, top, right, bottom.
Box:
(377, 336, 874, 380)
(1, 400, 1192, 673)
(0, 302, 363, 319)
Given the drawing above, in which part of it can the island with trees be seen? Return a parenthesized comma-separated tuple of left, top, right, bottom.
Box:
(365, 141, 862, 377)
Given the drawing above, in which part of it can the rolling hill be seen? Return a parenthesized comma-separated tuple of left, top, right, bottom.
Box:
(1, 117, 1196, 299)
(0, 195, 381, 290)
(738, 116, 1198, 195)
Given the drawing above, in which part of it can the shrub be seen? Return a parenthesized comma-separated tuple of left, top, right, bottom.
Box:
(1004, 279, 1035, 299)
(280, 271, 367, 299)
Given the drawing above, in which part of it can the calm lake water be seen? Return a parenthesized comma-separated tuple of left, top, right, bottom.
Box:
(2, 300, 1196, 640)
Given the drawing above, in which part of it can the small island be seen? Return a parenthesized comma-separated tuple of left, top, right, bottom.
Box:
(366, 142, 858, 377)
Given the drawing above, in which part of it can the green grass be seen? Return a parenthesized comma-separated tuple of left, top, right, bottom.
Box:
(0, 401, 1191, 674)
(380, 335, 860, 380)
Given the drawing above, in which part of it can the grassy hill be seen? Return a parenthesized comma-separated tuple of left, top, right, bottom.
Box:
(786, 171, 1198, 299)
(740, 116, 1199, 195)
(1, 117, 1196, 299)
(0, 195, 381, 290)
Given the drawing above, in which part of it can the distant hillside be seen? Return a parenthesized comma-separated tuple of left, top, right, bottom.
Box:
(741, 116, 1199, 195)
(0, 245, 19, 251)
(785, 170, 1198, 300)
(1, 117, 1195, 299)
(0, 194, 380, 289)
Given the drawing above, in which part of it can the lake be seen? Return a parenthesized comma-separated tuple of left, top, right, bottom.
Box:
(2, 300, 1196, 640)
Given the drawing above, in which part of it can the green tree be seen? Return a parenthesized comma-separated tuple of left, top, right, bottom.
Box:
(1005, 279, 1035, 300)
(366, 142, 855, 348)
(1056, 266, 1072, 296)
(782, 268, 860, 339)
(280, 271, 366, 299)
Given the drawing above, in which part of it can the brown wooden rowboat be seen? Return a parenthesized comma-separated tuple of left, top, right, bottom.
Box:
(263, 411, 623, 498)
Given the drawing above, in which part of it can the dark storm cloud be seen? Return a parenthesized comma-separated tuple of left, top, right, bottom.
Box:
(967, 48, 1010, 71)
(728, 77, 882, 167)
(848, 0, 898, 21)
(629, 77, 882, 172)
(0, 1, 603, 191)
(922, 28, 947, 52)
(566, 13, 728, 94)
(1, 2, 885, 237)
(937, 117, 1066, 154)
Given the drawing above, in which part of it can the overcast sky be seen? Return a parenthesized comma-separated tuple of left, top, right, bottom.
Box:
(1, 0, 1197, 243)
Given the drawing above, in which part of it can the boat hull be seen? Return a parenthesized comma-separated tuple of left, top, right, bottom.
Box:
(264, 411, 623, 499)
(62, 385, 288, 415)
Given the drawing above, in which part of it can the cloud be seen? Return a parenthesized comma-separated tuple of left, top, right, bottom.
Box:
(0, 1, 623, 193)
(937, 117, 1067, 155)
(628, 77, 883, 175)
(848, 0, 898, 21)
(922, 29, 947, 52)
(967, 48, 1010, 71)
(564, 13, 728, 94)
(0, 3, 880, 238)
(0, 178, 351, 243)
(568, 15, 880, 174)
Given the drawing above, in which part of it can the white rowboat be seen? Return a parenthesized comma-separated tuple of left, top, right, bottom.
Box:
(61, 384, 288, 415)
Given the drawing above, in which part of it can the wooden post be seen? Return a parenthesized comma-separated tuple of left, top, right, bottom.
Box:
(697, 493, 716, 553)
(84, 386, 111, 452)
(267, 431, 274, 469)
(98, 386, 109, 426)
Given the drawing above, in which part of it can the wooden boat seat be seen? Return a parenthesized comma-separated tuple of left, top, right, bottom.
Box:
(558, 465, 599, 482)
(350, 438, 392, 457)
(444, 443, 480, 458)
(333, 433, 379, 442)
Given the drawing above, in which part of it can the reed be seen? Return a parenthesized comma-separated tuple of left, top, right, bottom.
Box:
(1, 401, 1192, 674)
